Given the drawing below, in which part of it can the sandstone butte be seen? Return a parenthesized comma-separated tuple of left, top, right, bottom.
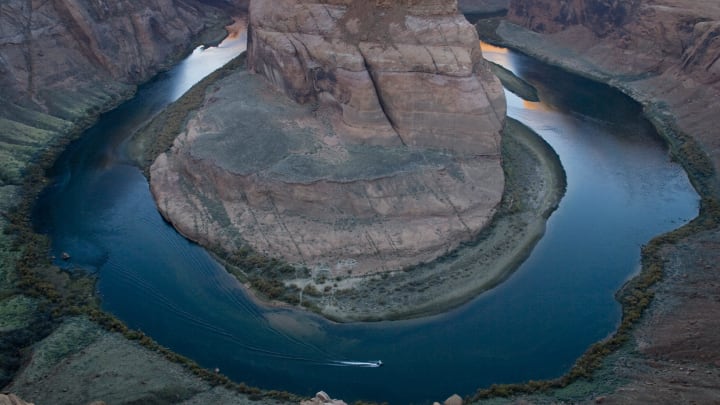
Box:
(150, 0, 507, 276)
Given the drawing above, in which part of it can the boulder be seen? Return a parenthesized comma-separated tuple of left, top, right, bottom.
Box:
(300, 391, 348, 405)
(444, 393, 463, 405)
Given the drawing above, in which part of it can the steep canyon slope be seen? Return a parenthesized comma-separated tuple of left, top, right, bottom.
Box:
(150, 0, 508, 278)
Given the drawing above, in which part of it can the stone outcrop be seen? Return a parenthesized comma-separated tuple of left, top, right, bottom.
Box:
(0, 0, 241, 187)
(151, 0, 506, 277)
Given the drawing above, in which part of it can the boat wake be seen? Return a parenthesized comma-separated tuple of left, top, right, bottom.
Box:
(328, 360, 383, 368)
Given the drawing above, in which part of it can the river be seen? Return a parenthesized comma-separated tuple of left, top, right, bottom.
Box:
(32, 26, 699, 404)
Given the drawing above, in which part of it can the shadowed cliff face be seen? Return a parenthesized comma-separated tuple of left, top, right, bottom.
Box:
(508, 0, 720, 83)
(0, 0, 239, 186)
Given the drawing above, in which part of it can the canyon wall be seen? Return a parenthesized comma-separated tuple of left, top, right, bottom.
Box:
(493, 2, 720, 403)
(0, 0, 239, 392)
(505, 0, 720, 192)
(0, 0, 240, 187)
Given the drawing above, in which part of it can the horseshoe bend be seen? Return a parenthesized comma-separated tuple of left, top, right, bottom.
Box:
(145, 0, 560, 320)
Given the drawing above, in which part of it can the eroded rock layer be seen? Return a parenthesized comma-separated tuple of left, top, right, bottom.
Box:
(151, 0, 506, 276)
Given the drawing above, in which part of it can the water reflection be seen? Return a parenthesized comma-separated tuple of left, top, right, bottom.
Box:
(170, 19, 247, 100)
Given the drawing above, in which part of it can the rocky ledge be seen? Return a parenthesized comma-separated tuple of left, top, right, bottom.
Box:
(151, 0, 507, 277)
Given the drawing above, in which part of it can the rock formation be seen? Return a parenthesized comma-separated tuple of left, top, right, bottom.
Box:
(247, 0, 506, 155)
(150, 0, 506, 277)
(0, 0, 240, 187)
(300, 391, 347, 405)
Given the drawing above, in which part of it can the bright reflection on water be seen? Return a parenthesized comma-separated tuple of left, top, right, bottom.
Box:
(33, 28, 698, 404)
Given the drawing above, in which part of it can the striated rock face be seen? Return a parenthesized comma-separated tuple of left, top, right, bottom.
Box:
(247, 0, 506, 155)
(0, 0, 240, 186)
(151, 0, 506, 277)
(507, 0, 720, 86)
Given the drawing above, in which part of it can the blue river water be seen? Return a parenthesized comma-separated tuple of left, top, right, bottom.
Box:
(33, 28, 699, 404)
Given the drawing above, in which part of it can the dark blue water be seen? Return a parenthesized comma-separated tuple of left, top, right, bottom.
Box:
(33, 31, 698, 404)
